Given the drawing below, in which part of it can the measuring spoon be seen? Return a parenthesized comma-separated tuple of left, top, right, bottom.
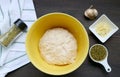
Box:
(89, 44, 112, 72)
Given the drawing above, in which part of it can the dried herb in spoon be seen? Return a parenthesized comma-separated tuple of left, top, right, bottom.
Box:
(90, 45, 107, 61)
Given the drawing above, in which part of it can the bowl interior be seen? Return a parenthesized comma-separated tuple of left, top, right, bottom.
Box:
(26, 13, 89, 75)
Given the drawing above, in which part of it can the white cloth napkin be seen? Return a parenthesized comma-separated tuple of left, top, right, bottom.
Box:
(0, 0, 37, 77)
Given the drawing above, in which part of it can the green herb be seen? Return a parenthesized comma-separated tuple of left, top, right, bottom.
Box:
(0, 26, 21, 47)
(90, 45, 106, 61)
(0, 19, 27, 47)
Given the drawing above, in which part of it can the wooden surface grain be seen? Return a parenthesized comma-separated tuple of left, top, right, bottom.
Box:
(7, 0, 120, 77)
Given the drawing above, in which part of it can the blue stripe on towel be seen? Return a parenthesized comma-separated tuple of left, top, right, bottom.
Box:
(0, 5, 4, 21)
(23, 20, 35, 22)
(4, 54, 26, 65)
(0, 31, 2, 58)
(8, 11, 11, 26)
(18, 0, 22, 17)
(23, 9, 35, 11)
(14, 42, 25, 44)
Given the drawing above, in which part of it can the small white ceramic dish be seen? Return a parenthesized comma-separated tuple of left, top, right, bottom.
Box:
(89, 14, 119, 43)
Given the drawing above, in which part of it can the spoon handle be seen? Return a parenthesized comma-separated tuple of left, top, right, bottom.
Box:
(100, 59, 112, 72)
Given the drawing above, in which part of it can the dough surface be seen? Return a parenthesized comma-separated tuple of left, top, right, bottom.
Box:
(39, 28, 77, 65)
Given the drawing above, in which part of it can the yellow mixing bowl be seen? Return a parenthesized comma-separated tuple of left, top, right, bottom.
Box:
(26, 12, 89, 75)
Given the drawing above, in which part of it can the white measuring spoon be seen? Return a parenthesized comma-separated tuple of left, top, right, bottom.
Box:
(89, 44, 112, 72)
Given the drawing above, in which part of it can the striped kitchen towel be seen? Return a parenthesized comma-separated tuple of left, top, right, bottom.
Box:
(0, 0, 37, 77)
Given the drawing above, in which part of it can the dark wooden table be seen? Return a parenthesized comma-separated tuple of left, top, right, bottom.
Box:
(7, 0, 120, 77)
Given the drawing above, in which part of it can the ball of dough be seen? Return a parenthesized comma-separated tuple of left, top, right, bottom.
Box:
(39, 28, 77, 65)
